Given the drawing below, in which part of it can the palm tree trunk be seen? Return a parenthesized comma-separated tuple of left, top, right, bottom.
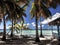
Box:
(21, 22, 23, 36)
(40, 24, 44, 37)
(57, 25, 60, 41)
(57, 25, 59, 36)
(21, 28, 22, 36)
(51, 26, 53, 36)
(10, 18, 14, 37)
(2, 15, 6, 41)
(35, 13, 40, 42)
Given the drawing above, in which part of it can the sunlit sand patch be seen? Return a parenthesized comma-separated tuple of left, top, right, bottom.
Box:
(0, 41, 5, 43)
(39, 37, 47, 40)
(27, 40, 35, 43)
(46, 43, 51, 45)
(51, 39, 58, 42)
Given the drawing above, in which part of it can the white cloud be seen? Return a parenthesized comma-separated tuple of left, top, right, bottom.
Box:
(38, 25, 40, 28)
(31, 22, 35, 25)
(31, 22, 36, 27)
(42, 25, 44, 27)
(33, 24, 36, 26)
(27, 23, 30, 25)
(38, 25, 44, 28)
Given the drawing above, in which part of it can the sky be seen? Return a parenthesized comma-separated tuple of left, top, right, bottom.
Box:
(0, 1, 60, 29)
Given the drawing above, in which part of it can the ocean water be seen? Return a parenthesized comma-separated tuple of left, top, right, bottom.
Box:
(0, 29, 58, 37)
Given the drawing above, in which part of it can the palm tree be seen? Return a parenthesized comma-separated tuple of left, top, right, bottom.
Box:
(8, 22, 30, 36)
(14, 21, 24, 36)
(5, 0, 30, 38)
(15, 22, 30, 35)
(30, 0, 51, 42)
(0, 0, 29, 40)
(20, 21, 24, 36)
(40, 18, 44, 37)
(0, 0, 8, 41)
(5, 1, 28, 37)
(6, 8, 27, 38)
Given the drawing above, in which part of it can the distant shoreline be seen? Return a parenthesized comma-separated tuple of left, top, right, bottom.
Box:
(0, 29, 58, 30)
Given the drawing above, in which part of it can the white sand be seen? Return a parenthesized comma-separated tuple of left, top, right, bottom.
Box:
(0, 35, 59, 45)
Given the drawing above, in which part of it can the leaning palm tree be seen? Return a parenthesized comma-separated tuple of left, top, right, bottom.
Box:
(30, 0, 51, 42)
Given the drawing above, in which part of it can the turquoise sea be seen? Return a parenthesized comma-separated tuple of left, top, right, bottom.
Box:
(0, 29, 58, 37)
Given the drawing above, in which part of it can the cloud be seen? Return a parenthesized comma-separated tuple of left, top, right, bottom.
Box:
(27, 23, 30, 26)
(42, 25, 44, 27)
(31, 22, 36, 27)
(33, 24, 36, 26)
(31, 22, 35, 25)
(38, 25, 40, 28)
(38, 25, 44, 28)
(31, 22, 44, 27)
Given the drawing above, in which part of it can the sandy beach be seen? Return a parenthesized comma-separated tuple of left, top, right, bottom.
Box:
(0, 34, 59, 45)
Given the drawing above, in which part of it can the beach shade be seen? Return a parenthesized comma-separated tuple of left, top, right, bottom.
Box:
(48, 18, 60, 25)
(41, 13, 60, 25)
(41, 13, 60, 40)
(49, 19, 60, 41)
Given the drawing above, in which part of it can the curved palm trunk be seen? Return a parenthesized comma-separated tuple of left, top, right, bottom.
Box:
(10, 18, 14, 37)
(35, 13, 40, 42)
(40, 24, 44, 37)
(2, 15, 6, 41)
(40, 17, 44, 37)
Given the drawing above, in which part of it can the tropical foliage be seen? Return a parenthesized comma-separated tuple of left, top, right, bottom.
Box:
(0, 0, 30, 40)
(30, 1, 51, 19)
(8, 22, 30, 34)
(41, 0, 60, 8)
(30, 0, 52, 42)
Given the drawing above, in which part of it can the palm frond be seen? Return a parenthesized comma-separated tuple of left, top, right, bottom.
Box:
(40, 1, 51, 18)
(15, 0, 30, 6)
(30, 3, 36, 19)
(5, 1, 15, 11)
(41, 0, 60, 9)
